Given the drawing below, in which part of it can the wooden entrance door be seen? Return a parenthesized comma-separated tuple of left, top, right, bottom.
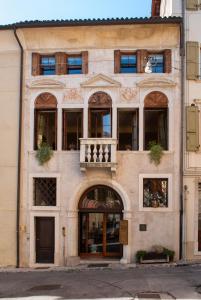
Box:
(35, 217, 55, 263)
(79, 212, 122, 258)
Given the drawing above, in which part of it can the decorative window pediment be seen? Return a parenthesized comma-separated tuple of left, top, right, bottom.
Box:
(137, 78, 176, 88)
(81, 73, 121, 88)
(27, 79, 65, 89)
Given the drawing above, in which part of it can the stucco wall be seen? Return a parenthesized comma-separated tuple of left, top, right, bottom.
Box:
(18, 23, 181, 266)
(0, 30, 20, 266)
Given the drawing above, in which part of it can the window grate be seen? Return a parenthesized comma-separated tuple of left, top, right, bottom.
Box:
(34, 178, 56, 206)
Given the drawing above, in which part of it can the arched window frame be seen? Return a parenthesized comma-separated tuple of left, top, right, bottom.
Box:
(144, 91, 169, 150)
(34, 93, 58, 150)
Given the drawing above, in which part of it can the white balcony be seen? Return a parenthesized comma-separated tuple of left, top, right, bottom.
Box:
(80, 138, 117, 172)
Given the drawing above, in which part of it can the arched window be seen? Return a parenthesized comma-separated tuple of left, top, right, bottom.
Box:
(144, 91, 168, 150)
(34, 93, 57, 150)
(88, 92, 112, 138)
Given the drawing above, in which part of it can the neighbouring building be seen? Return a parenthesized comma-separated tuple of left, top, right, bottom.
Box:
(158, 0, 201, 262)
(0, 14, 182, 266)
(0, 30, 20, 266)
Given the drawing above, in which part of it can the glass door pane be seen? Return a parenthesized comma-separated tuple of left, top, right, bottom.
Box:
(80, 213, 103, 255)
(106, 214, 121, 255)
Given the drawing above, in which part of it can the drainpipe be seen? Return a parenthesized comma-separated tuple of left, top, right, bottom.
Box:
(179, 0, 185, 260)
(13, 26, 23, 268)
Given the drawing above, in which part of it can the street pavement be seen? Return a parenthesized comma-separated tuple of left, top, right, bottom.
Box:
(0, 264, 201, 300)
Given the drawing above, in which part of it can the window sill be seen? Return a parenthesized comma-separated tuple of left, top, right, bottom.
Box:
(139, 207, 172, 212)
(31, 206, 60, 211)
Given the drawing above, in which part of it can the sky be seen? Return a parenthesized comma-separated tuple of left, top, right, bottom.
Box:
(0, 0, 151, 25)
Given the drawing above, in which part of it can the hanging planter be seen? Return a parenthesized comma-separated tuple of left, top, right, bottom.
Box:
(148, 141, 164, 166)
(36, 142, 53, 165)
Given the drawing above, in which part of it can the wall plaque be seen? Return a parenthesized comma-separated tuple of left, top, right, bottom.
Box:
(119, 220, 128, 245)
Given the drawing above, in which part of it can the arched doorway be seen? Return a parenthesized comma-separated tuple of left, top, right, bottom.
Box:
(78, 185, 123, 258)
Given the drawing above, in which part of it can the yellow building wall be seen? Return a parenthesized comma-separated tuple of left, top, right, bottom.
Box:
(0, 30, 20, 266)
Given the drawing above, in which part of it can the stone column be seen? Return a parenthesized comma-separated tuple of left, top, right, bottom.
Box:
(57, 108, 62, 151)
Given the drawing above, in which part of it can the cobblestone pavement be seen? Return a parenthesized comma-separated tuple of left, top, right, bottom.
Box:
(0, 264, 201, 299)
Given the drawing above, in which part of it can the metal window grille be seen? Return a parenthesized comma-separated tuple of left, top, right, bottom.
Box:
(34, 178, 56, 206)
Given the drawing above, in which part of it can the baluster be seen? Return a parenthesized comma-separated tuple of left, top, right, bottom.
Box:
(99, 144, 103, 162)
(87, 144, 91, 162)
(93, 144, 97, 162)
(105, 144, 109, 162)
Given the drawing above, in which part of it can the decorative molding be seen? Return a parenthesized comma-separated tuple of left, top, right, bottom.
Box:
(89, 92, 112, 107)
(194, 99, 201, 105)
(120, 88, 138, 101)
(144, 91, 168, 108)
(35, 92, 57, 108)
(81, 73, 121, 88)
(137, 78, 176, 88)
(63, 89, 83, 103)
(27, 79, 65, 89)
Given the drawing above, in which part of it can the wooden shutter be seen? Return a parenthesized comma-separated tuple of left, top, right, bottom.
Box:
(82, 51, 88, 74)
(186, 0, 199, 10)
(114, 50, 121, 73)
(186, 106, 200, 151)
(137, 50, 148, 73)
(55, 52, 67, 75)
(152, 0, 161, 16)
(186, 41, 199, 80)
(32, 53, 40, 76)
(164, 49, 172, 73)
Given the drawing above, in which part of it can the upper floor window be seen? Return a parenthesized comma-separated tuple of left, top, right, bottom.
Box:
(67, 55, 82, 74)
(63, 110, 83, 150)
(148, 54, 164, 73)
(143, 178, 168, 208)
(118, 110, 138, 150)
(144, 91, 168, 150)
(114, 49, 171, 74)
(88, 92, 112, 138)
(32, 51, 88, 76)
(34, 93, 57, 150)
(120, 53, 137, 73)
(40, 56, 56, 75)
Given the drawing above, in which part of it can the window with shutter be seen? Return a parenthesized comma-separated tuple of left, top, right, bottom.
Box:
(55, 52, 67, 75)
(186, 0, 199, 10)
(164, 49, 172, 73)
(32, 53, 40, 76)
(114, 50, 121, 73)
(186, 42, 200, 80)
(82, 51, 88, 74)
(186, 106, 199, 151)
(152, 0, 161, 16)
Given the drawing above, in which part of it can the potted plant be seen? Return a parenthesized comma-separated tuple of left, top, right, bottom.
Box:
(36, 142, 53, 165)
(148, 141, 164, 166)
(136, 246, 175, 264)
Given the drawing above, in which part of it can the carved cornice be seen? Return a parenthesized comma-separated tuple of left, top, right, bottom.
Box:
(137, 78, 176, 88)
(81, 73, 121, 88)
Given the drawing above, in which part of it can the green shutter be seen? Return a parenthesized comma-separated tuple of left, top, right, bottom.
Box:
(186, 0, 199, 10)
(186, 41, 200, 80)
(186, 106, 200, 151)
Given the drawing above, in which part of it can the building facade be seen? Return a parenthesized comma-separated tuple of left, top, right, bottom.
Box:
(0, 15, 182, 267)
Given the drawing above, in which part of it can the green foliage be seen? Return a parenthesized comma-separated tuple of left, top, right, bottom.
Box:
(163, 248, 175, 261)
(136, 250, 147, 262)
(36, 143, 53, 165)
(148, 141, 164, 166)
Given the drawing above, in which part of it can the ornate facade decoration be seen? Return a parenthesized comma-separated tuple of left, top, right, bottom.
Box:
(120, 88, 138, 101)
(35, 92, 57, 109)
(63, 88, 83, 103)
(88, 91, 112, 107)
(144, 91, 168, 108)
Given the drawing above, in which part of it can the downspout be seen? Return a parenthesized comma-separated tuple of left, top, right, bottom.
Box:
(179, 0, 185, 260)
(13, 26, 23, 268)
